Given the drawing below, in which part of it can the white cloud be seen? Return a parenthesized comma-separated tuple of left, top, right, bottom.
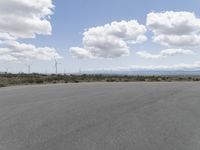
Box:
(136, 51, 161, 59)
(153, 34, 200, 47)
(70, 20, 147, 59)
(0, 0, 62, 62)
(0, 54, 18, 62)
(88, 61, 200, 71)
(0, 40, 62, 62)
(0, 0, 53, 39)
(160, 49, 193, 56)
(0, 33, 16, 41)
(69, 47, 94, 59)
(130, 62, 200, 71)
(136, 49, 194, 59)
(147, 11, 200, 47)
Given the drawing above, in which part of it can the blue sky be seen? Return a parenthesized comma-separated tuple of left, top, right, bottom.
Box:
(1, 0, 200, 73)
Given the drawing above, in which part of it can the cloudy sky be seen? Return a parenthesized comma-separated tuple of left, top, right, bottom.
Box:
(1, 0, 200, 73)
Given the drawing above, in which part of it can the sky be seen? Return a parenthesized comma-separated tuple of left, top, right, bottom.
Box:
(1, 0, 200, 73)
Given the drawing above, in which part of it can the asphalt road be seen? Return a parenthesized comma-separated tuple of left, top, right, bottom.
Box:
(0, 82, 200, 150)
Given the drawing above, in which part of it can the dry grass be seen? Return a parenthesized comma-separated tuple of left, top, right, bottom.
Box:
(0, 73, 200, 87)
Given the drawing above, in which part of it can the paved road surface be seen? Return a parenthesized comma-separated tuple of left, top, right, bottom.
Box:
(0, 82, 200, 150)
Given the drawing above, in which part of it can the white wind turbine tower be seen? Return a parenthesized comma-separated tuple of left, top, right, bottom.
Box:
(26, 64, 31, 74)
(4, 67, 9, 73)
(54, 57, 61, 74)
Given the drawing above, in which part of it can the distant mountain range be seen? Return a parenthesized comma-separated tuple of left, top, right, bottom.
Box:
(1, 70, 200, 76)
(80, 70, 200, 76)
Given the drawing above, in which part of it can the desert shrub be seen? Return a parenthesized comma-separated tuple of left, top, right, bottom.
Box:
(106, 78, 116, 82)
(192, 78, 200, 81)
(7, 80, 19, 85)
(0, 84, 6, 87)
(35, 79, 44, 84)
(72, 80, 79, 83)
(24, 78, 35, 84)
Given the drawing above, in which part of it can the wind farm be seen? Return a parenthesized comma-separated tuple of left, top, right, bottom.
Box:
(1, 0, 200, 150)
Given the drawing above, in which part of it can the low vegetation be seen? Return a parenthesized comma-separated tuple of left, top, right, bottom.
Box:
(0, 73, 200, 87)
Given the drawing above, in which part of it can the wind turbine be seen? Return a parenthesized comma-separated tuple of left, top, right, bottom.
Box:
(4, 67, 8, 73)
(79, 67, 82, 75)
(26, 64, 31, 74)
(54, 57, 61, 74)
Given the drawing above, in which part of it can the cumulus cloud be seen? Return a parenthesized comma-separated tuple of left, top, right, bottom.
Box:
(147, 11, 200, 47)
(0, 33, 16, 41)
(0, 0, 61, 62)
(70, 20, 147, 59)
(0, 0, 53, 39)
(0, 40, 62, 62)
(69, 47, 94, 59)
(136, 51, 161, 59)
(136, 49, 194, 59)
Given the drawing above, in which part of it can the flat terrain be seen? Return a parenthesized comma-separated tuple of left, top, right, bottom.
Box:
(0, 82, 200, 150)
